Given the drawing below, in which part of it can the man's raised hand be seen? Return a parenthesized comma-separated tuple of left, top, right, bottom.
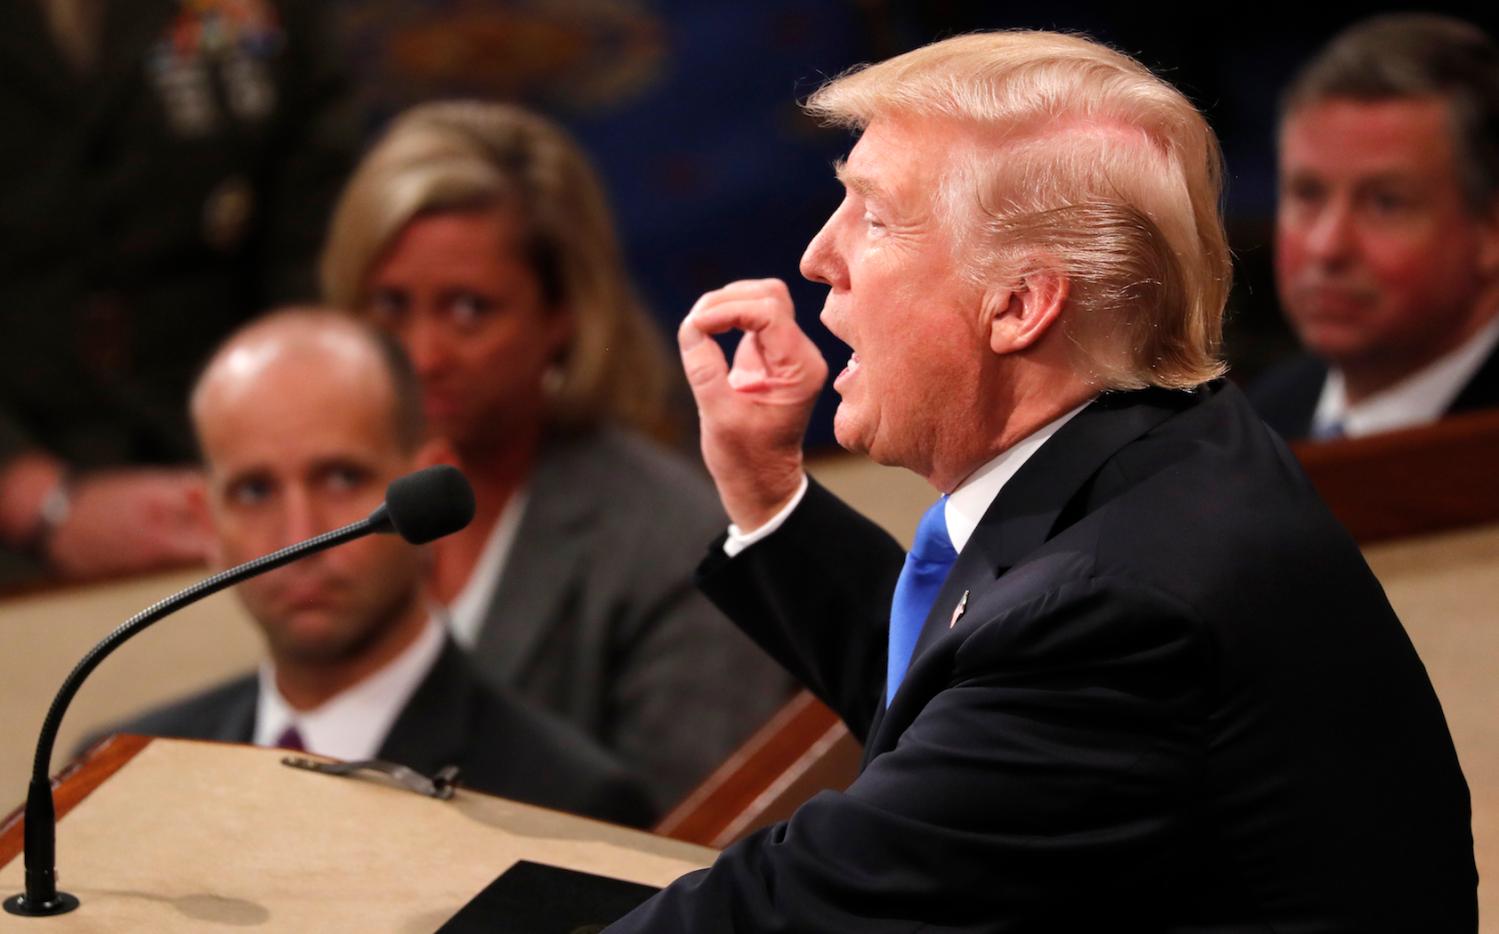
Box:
(679, 279, 828, 532)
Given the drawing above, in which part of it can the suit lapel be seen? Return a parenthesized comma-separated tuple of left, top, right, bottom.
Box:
(218, 678, 259, 744)
(471, 434, 600, 684)
(1451, 342, 1499, 415)
(377, 640, 472, 772)
(1262, 357, 1326, 440)
(901, 389, 1196, 699)
(80, 1, 180, 129)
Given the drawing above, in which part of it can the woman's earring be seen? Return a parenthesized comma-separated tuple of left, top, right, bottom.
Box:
(541, 364, 565, 398)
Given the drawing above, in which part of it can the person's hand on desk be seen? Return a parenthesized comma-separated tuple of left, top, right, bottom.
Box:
(679, 278, 828, 533)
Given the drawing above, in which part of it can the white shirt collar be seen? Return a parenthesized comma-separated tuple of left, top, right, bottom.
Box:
(945, 399, 1094, 553)
(254, 615, 447, 761)
(1314, 314, 1499, 439)
(723, 398, 1094, 559)
(445, 485, 529, 649)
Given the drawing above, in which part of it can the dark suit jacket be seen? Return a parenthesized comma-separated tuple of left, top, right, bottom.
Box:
(0, 0, 355, 584)
(468, 426, 796, 812)
(1248, 342, 1499, 440)
(0, 0, 355, 468)
(610, 383, 1475, 932)
(107, 639, 656, 829)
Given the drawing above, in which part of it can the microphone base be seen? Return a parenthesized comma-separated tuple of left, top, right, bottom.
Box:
(4, 891, 80, 917)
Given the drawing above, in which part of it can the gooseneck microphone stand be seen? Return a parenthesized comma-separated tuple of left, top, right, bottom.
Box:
(6, 462, 473, 917)
(4, 512, 386, 917)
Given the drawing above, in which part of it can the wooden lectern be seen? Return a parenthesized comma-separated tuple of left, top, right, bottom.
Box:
(0, 736, 714, 930)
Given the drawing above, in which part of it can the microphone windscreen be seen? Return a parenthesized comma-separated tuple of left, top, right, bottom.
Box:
(382, 465, 476, 544)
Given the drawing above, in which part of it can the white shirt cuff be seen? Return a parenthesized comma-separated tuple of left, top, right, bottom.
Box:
(722, 474, 810, 558)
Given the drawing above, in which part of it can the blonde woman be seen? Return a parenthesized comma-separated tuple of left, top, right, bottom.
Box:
(321, 101, 792, 811)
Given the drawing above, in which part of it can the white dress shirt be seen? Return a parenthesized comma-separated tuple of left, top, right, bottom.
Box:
(1312, 314, 1499, 439)
(253, 616, 446, 761)
(726, 399, 1093, 557)
(445, 486, 529, 649)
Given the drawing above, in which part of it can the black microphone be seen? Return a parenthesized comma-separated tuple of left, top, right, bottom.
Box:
(4, 465, 474, 918)
(371, 463, 476, 544)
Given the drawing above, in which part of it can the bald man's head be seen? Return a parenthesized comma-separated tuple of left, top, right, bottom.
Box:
(192, 308, 424, 456)
(189, 309, 430, 666)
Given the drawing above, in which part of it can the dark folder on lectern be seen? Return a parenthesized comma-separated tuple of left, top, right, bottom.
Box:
(438, 860, 660, 933)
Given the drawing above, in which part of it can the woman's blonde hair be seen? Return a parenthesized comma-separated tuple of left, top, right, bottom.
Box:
(807, 31, 1232, 390)
(321, 101, 668, 433)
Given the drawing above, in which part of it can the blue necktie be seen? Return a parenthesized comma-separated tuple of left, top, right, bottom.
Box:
(1311, 420, 1346, 441)
(887, 496, 958, 704)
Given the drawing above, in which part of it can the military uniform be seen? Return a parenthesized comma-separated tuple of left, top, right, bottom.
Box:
(0, 0, 356, 472)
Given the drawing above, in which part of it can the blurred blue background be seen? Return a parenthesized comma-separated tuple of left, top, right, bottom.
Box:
(330, 0, 1499, 445)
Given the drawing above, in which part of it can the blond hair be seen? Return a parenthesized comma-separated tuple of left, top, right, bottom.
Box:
(320, 101, 669, 434)
(807, 31, 1231, 390)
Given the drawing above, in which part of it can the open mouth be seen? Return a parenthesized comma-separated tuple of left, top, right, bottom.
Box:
(834, 352, 861, 391)
(846, 352, 860, 374)
(1295, 281, 1376, 317)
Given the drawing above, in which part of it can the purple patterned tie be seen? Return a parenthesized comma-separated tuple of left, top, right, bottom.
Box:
(274, 725, 305, 751)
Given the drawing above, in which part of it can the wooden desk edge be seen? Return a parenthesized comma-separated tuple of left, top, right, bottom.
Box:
(1289, 408, 1499, 544)
(0, 733, 152, 870)
(654, 691, 854, 846)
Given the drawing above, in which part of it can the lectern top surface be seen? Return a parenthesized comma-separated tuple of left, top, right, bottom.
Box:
(0, 738, 713, 931)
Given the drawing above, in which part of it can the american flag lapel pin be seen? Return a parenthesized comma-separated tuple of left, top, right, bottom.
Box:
(949, 590, 969, 629)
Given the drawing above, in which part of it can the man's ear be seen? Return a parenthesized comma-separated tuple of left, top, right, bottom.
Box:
(982, 268, 1069, 355)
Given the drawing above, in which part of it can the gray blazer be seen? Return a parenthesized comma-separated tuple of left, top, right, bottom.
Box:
(468, 426, 796, 812)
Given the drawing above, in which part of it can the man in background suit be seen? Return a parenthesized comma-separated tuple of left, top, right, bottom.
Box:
(109, 309, 654, 828)
(609, 31, 1474, 931)
(1250, 14, 1499, 441)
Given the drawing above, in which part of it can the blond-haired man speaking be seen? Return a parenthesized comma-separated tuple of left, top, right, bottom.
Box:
(608, 31, 1475, 932)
